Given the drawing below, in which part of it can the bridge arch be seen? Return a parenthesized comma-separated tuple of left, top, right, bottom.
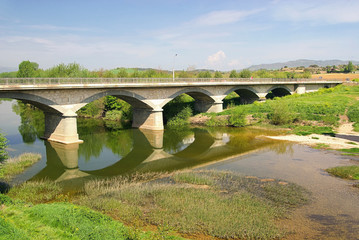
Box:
(223, 86, 260, 105)
(0, 92, 61, 114)
(266, 86, 292, 99)
(161, 87, 221, 113)
(82, 89, 155, 110)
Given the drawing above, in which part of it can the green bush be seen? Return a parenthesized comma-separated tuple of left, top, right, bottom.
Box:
(347, 102, 359, 122)
(229, 109, 247, 127)
(267, 101, 296, 125)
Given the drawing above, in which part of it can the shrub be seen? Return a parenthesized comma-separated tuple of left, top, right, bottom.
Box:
(267, 101, 296, 125)
(229, 109, 247, 127)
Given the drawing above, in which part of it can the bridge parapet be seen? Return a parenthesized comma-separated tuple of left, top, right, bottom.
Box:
(0, 78, 343, 88)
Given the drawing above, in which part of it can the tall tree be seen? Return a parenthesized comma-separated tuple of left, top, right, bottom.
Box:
(17, 60, 37, 77)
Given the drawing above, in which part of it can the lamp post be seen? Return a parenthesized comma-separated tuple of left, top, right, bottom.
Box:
(172, 53, 177, 81)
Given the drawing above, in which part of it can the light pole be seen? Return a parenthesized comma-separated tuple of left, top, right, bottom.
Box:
(172, 53, 177, 81)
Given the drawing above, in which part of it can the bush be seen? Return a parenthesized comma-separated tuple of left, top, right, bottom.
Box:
(347, 102, 359, 122)
(267, 101, 296, 125)
(229, 109, 247, 127)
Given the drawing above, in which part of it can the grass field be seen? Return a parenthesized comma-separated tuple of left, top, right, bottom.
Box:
(312, 73, 359, 80)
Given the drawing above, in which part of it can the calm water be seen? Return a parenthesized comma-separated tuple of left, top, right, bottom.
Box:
(1, 100, 359, 239)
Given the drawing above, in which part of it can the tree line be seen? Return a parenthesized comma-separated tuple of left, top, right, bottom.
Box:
(0, 60, 318, 79)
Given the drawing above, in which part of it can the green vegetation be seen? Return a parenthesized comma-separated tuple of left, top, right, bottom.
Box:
(326, 165, 359, 180)
(0, 132, 8, 162)
(0, 153, 41, 181)
(0, 198, 182, 240)
(75, 170, 309, 239)
(212, 85, 359, 135)
(2, 170, 310, 239)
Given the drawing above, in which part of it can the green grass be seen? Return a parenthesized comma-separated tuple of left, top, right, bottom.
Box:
(75, 170, 309, 239)
(326, 165, 359, 180)
(0, 199, 182, 240)
(215, 85, 359, 135)
(339, 148, 359, 153)
(0, 153, 41, 181)
(313, 143, 330, 149)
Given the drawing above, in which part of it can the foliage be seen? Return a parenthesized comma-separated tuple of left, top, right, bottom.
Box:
(8, 180, 63, 204)
(0, 199, 182, 240)
(239, 69, 251, 78)
(167, 106, 193, 128)
(0, 132, 8, 162)
(229, 70, 238, 78)
(228, 108, 247, 127)
(205, 116, 229, 127)
(0, 153, 41, 181)
(347, 102, 359, 122)
(16, 61, 37, 78)
(267, 101, 296, 125)
(77, 170, 309, 239)
(326, 165, 359, 180)
(213, 71, 223, 78)
(197, 71, 212, 78)
(12, 101, 45, 143)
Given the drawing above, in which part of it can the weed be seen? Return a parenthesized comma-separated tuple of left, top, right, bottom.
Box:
(0, 153, 41, 181)
(326, 165, 359, 180)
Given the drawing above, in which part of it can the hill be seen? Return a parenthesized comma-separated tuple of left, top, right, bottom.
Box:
(248, 59, 359, 71)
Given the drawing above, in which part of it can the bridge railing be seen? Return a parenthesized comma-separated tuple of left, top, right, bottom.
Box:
(0, 78, 342, 85)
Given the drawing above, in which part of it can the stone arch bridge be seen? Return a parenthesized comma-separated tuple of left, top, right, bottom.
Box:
(0, 78, 341, 144)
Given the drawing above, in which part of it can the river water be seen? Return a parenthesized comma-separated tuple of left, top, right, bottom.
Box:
(1, 100, 359, 239)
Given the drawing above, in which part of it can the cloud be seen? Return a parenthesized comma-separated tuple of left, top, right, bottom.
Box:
(26, 24, 91, 32)
(273, 0, 359, 24)
(192, 9, 263, 26)
(207, 50, 226, 67)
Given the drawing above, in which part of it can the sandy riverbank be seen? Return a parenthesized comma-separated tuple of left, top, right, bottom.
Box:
(266, 123, 359, 149)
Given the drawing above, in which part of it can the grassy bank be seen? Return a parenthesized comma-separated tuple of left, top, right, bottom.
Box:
(0, 194, 182, 240)
(326, 165, 359, 180)
(2, 170, 310, 239)
(201, 85, 359, 136)
(0, 153, 41, 181)
(74, 170, 309, 239)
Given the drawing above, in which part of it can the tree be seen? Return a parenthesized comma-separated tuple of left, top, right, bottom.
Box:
(229, 70, 238, 78)
(239, 69, 251, 78)
(17, 60, 37, 77)
(345, 61, 354, 73)
(197, 71, 212, 78)
(214, 71, 223, 78)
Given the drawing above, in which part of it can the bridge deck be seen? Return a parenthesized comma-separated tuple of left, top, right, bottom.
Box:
(0, 78, 342, 90)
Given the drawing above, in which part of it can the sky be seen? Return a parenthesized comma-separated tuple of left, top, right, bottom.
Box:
(0, 0, 359, 71)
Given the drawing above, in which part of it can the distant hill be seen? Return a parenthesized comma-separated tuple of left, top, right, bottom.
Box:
(0, 66, 16, 73)
(247, 59, 359, 71)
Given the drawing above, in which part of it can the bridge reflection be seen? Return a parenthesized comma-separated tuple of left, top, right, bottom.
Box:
(29, 127, 280, 184)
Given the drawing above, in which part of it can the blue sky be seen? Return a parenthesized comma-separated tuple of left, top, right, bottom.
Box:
(0, 0, 358, 71)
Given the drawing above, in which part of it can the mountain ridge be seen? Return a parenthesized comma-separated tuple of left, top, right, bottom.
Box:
(247, 59, 359, 71)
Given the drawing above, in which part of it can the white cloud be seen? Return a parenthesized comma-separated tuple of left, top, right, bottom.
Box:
(192, 9, 263, 26)
(207, 51, 226, 67)
(273, 0, 359, 24)
(26, 24, 91, 32)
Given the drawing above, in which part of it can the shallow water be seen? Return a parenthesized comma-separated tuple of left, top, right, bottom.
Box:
(202, 144, 359, 239)
(1, 100, 359, 239)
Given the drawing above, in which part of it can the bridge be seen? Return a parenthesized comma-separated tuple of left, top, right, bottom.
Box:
(0, 78, 341, 144)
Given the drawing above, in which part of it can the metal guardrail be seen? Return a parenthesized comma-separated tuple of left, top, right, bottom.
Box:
(0, 78, 343, 85)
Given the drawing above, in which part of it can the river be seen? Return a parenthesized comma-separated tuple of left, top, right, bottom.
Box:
(1, 100, 358, 239)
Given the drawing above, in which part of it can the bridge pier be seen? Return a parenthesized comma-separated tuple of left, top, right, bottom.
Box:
(132, 108, 164, 131)
(43, 111, 83, 144)
(295, 84, 306, 94)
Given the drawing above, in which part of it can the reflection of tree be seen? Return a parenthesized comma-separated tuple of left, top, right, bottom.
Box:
(12, 101, 44, 143)
(268, 142, 294, 156)
(163, 127, 194, 153)
(105, 129, 133, 157)
(77, 118, 134, 161)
